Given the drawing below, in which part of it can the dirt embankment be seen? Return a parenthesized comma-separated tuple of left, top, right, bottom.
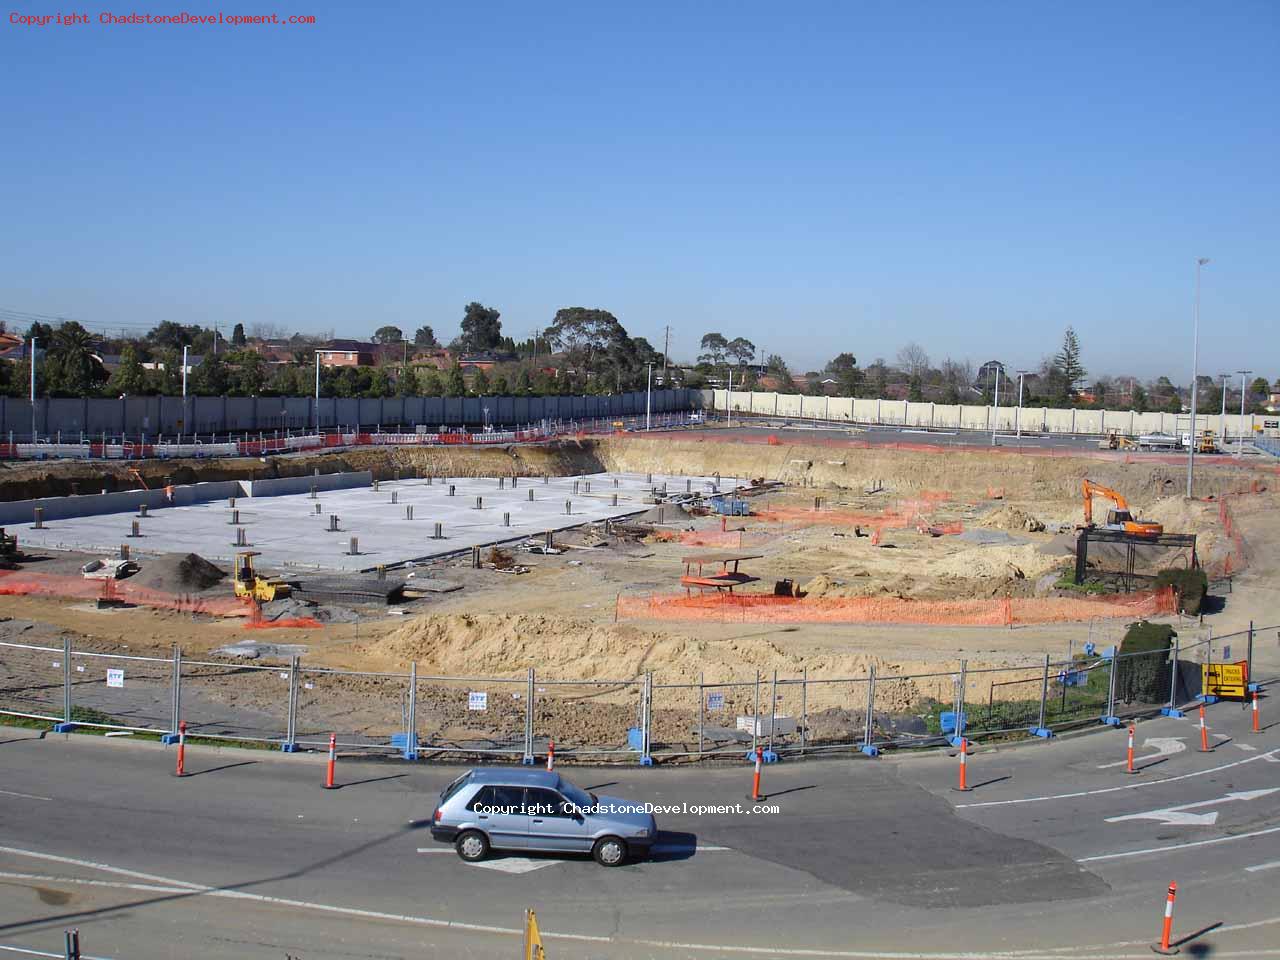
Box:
(590, 436, 1263, 505)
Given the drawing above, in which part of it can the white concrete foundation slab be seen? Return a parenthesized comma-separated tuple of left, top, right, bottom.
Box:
(17, 472, 724, 572)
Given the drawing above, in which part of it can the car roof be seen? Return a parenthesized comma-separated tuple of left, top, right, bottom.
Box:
(467, 768, 561, 788)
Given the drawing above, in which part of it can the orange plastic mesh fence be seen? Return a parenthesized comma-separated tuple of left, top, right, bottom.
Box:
(651, 529, 746, 548)
(0, 571, 251, 617)
(616, 587, 1176, 626)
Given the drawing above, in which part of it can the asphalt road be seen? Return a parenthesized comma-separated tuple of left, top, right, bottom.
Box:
(2, 692, 1278, 960)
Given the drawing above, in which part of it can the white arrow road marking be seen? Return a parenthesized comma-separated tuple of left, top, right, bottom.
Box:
(1246, 860, 1280, 873)
(1097, 737, 1185, 769)
(1237, 743, 1259, 752)
(1106, 788, 1280, 826)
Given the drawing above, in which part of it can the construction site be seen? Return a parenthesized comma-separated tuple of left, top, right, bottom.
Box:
(1, 427, 1275, 758)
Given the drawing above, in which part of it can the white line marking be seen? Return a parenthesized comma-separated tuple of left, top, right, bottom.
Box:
(0, 870, 188, 894)
(0, 790, 53, 802)
(0, 844, 206, 890)
(1104, 788, 1280, 827)
(1246, 860, 1280, 873)
(1079, 824, 1280, 862)
(957, 746, 1280, 808)
(1097, 737, 1185, 769)
(0, 945, 116, 960)
(1238, 743, 1259, 751)
(470, 857, 556, 874)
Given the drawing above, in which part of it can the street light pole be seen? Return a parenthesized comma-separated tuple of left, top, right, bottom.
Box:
(1187, 258, 1209, 498)
(990, 365, 1001, 446)
(29, 337, 37, 443)
(1219, 373, 1229, 446)
(1236, 369, 1252, 457)
(1016, 370, 1029, 441)
(181, 345, 189, 446)
(645, 362, 654, 431)
(314, 351, 321, 432)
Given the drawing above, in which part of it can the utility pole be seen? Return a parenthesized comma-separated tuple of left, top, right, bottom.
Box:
(645, 362, 654, 431)
(1187, 258, 1209, 499)
(1016, 369, 1029, 441)
(314, 351, 321, 432)
(1236, 369, 1251, 457)
(29, 336, 37, 443)
(662, 325, 670, 383)
(991, 365, 1001, 446)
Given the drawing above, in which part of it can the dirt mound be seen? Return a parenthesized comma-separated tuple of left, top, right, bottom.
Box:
(131, 553, 225, 592)
(980, 505, 1045, 532)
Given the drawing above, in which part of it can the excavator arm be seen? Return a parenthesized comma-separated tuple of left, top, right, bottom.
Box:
(1081, 479, 1161, 537)
(1081, 479, 1129, 525)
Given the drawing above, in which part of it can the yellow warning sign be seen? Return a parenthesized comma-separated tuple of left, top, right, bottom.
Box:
(1203, 660, 1248, 700)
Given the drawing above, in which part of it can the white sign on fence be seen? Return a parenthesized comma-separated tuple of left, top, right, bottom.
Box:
(707, 692, 725, 711)
(468, 691, 488, 712)
(106, 668, 124, 688)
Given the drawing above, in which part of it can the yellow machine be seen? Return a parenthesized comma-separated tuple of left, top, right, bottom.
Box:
(1098, 430, 1136, 450)
(233, 551, 291, 602)
(1195, 430, 1219, 454)
(1081, 480, 1163, 537)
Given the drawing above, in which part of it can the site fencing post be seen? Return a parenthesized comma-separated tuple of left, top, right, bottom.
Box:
(751, 671, 761, 755)
(954, 660, 968, 744)
(522, 668, 535, 765)
(62, 634, 72, 727)
(1105, 650, 1119, 724)
(800, 666, 808, 754)
(1247, 621, 1254, 687)
(281, 655, 299, 751)
(767, 670, 778, 756)
(1034, 653, 1050, 736)
(170, 644, 182, 737)
(698, 671, 705, 757)
(863, 664, 876, 755)
(1165, 635, 1182, 717)
(405, 661, 418, 760)
(640, 672, 654, 765)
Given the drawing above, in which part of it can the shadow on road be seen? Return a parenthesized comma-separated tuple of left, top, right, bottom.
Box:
(1175, 919, 1223, 953)
(182, 760, 259, 778)
(332, 773, 407, 789)
(968, 775, 1012, 790)
(762, 784, 817, 799)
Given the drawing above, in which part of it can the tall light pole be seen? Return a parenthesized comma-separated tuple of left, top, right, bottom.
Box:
(990, 365, 1002, 446)
(1015, 369, 1030, 441)
(29, 337, 37, 443)
(726, 367, 733, 428)
(314, 351, 321, 432)
(1187, 258, 1209, 498)
(181, 345, 189, 445)
(1236, 369, 1252, 457)
(1218, 373, 1229, 445)
(645, 361, 654, 431)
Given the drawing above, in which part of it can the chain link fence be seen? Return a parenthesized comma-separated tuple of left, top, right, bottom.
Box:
(2, 621, 1272, 761)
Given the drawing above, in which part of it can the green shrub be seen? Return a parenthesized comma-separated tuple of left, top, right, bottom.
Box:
(1154, 568, 1208, 615)
(1115, 620, 1175, 704)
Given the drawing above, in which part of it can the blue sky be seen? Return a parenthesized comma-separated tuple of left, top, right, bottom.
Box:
(2, 0, 1276, 380)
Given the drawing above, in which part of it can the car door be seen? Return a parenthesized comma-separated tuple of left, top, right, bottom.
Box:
(525, 788, 590, 853)
(466, 784, 527, 850)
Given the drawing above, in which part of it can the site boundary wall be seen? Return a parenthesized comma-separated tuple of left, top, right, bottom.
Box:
(2, 622, 1266, 762)
(705, 389, 1275, 440)
(0, 389, 697, 442)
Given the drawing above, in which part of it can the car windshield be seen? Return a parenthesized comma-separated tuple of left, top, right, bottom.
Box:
(557, 777, 593, 811)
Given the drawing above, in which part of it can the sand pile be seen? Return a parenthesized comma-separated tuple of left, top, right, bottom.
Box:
(930, 543, 1065, 582)
(131, 553, 225, 592)
(980, 505, 1045, 533)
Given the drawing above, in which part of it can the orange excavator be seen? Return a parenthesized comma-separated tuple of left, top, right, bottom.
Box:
(1081, 480, 1163, 537)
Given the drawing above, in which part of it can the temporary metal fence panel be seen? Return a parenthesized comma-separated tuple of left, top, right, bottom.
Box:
(295, 667, 410, 753)
(962, 663, 1047, 738)
(66, 649, 173, 733)
(535, 678, 642, 757)
(0, 640, 66, 722)
(178, 657, 291, 744)
(648, 676, 703, 757)
(796, 675, 873, 752)
(416, 674, 528, 758)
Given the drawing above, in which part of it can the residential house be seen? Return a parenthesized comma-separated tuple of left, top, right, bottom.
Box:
(316, 340, 377, 368)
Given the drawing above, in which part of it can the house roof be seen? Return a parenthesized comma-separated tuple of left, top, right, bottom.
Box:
(319, 339, 377, 353)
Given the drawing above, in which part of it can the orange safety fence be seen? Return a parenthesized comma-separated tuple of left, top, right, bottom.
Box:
(0, 570, 251, 618)
(650, 529, 746, 548)
(616, 587, 1177, 627)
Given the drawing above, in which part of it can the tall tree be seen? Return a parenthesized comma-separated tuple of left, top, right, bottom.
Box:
(544, 307, 627, 382)
(47, 322, 102, 397)
(726, 337, 756, 366)
(192, 352, 229, 396)
(229, 350, 267, 395)
(413, 325, 438, 347)
(1131, 382, 1149, 413)
(107, 343, 148, 396)
(231, 323, 246, 346)
(896, 342, 931, 378)
(472, 368, 491, 395)
(1054, 327, 1087, 397)
(825, 352, 861, 397)
(456, 302, 502, 354)
(514, 367, 532, 395)
(372, 325, 404, 345)
(443, 362, 466, 397)
(417, 368, 444, 396)
(698, 332, 729, 367)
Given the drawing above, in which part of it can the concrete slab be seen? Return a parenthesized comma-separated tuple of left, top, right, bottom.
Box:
(17, 471, 721, 572)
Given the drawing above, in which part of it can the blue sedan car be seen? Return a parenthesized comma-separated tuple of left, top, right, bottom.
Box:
(430, 768, 657, 866)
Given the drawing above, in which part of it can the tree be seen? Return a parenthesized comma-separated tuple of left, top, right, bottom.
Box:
(867, 358, 889, 399)
(1054, 327, 1087, 398)
(698, 333, 729, 368)
(107, 343, 148, 396)
(228, 350, 267, 396)
(472, 368, 491, 395)
(825, 352, 862, 397)
(269, 365, 301, 396)
(1131, 382, 1149, 413)
(456, 302, 502, 354)
(46, 322, 102, 397)
(514, 367, 532, 395)
(444, 362, 466, 397)
(149, 348, 184, 396)
(726, 337, 756, 367)
(896, 342, 930, 378)
(414, 325, 438, 347)
(544, 307, 629, 382)
(231, 323, 246, 347)
(395, 364, 415, 397)
(491, 375, 509, 395)
(192, 352, 230, 396)
(373, 325, 404, 345)
(764, 354, 797, 393)
(417, 368, 444, 396)
(364, 366, 393, 398)
(908, 375, 925, 402)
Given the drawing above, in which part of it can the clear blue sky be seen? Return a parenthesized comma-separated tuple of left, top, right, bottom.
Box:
(2, 0, 1276, 381)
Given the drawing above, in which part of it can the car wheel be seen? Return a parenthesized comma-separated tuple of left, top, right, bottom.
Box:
(455, 830, 489, 862)
(592, 836, 627, 867)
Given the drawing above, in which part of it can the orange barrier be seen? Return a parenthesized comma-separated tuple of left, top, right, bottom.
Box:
(616, 587, 1177, 627)
(651, 529, 746, 548)
(1153, 882, 1179, 955)
(953, 737, 971, 792)
(324, 732, 337, 789)
(244, 617, 324, 630)
(0, 571, 250, 617)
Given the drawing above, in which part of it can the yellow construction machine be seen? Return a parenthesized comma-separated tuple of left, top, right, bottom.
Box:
(1081, 480, 1163, 537)
(1097, 430, 1137, 450)
(233, 551, 291, 602)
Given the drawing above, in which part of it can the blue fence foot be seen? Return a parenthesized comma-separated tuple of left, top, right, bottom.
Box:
(521, 755, 535, 766)
(1028, 726, 1054, 738)
(639, 755, 653, 767)
(160, 731, 180, 744)
(1160, 707, 1185, 718)
(53, 722, 77, 733)
(1196, 694, 1220, 704)
(1247, 682, 1261, 694)
(947, 735, 968, 748)
(860, 744, 880, 757)
(1101, 716, 1122, 727)
(402, 751, 419, 761)
(280, 742, 300, 753)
